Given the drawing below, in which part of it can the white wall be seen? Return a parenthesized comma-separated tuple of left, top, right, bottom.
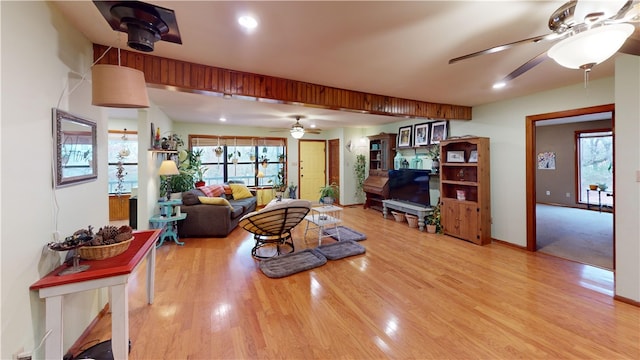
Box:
(614, 54, 640, 301)
(1, 2, 108, 358)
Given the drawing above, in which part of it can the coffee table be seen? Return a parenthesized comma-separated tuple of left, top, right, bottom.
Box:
(304, 204, 343, 245)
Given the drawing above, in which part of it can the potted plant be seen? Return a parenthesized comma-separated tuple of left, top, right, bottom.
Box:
(425, 202, 442, 234)
(188, 149, 207, 187)
(354, 154, 366, 202)
(426, 144, 440, 172)
(259, 155, 269, 168)
(319, 183, 339, 204)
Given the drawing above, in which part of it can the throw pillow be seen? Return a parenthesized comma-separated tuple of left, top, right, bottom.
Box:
(229, 184, 254, 200)
(198, 196, 233, 210)
(198, 184, 225, 197)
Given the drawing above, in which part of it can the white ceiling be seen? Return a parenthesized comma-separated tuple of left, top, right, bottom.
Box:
(53, 1, 639, 130)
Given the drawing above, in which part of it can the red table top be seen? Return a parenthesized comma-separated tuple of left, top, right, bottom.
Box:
(30, 229, 161, 290)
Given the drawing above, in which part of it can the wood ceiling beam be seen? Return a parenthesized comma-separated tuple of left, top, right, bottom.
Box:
(94, 44, 472, 120)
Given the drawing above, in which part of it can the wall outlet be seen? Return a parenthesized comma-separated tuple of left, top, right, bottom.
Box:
(566, 192, 571, 197)
(545, 190, 550, 196)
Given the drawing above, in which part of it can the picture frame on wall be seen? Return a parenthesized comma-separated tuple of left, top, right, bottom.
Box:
(430, 121, 448, 144)
(398, 125, 412, 147)
(413, 123, 430, 146)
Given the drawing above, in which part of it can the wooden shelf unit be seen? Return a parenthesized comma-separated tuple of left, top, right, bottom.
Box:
(363, 133, 396, 210)
(439, 137, 491, 245)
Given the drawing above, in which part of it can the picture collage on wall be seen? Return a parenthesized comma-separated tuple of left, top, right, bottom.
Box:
(397, 121, 448, 148)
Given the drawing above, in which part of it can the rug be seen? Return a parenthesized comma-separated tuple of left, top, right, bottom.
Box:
(259, 249, 327, 278)
(322, 226, 367, 241)
(316, 240, 366, 260)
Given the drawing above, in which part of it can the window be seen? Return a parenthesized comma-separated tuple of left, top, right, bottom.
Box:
(189, 136, 286, 187)
(576, 129, 613, 207)
(108, 131, 138, 194)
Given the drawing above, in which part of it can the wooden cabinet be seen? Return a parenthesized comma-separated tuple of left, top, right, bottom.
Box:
(364, 133, 396, 211)
(439, 137, 491, 245)
(368, 133, 396, 171)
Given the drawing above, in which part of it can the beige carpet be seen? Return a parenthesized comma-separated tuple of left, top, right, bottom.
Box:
(536, 204, 613, 269)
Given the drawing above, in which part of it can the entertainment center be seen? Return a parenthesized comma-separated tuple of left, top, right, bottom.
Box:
(382, 169, 434, 231)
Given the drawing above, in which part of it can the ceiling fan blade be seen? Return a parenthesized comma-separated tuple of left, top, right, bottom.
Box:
(500, 51, 550, 83)
(449, 34, 554, 64)
(619, 36, 640, 55)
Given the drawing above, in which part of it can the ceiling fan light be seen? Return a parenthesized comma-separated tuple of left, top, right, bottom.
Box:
(91, 64, 150, 108)
(290, 125, 305, 139)
(548, 23, 634, 69)
(574, 0, 628, 23)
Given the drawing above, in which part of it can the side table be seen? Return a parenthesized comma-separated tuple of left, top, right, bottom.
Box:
(149, 199, 187, 247)
(304, 204, 343, 245)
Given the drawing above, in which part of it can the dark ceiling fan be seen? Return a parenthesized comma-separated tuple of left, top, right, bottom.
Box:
(449, 0, 640, 85)
(270, 115, 322, 138)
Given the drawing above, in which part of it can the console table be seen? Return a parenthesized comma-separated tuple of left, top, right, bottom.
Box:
(30, 229, 161, 360)
(382, 199, 433, 232)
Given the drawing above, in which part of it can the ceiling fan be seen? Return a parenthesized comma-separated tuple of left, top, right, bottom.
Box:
(270, 115, 322, 138)
(449, 0, 640, 85)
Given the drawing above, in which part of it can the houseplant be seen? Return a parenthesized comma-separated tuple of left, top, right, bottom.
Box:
(319, 183, 339, 204)
(354, 154, 366, 202)
(426, 144, 440, 172)
(426, 202, 442, 234)
(188, 149, 207, 187)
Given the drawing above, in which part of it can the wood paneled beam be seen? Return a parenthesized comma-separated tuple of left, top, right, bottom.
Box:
(94, 44, 472, 120)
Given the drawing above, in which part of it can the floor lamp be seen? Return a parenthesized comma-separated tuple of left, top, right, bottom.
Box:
(159, 160, 180, 201)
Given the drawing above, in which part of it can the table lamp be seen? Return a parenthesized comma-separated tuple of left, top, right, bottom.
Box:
(257, 171, 265, 187)
(159, 160, 180, 200)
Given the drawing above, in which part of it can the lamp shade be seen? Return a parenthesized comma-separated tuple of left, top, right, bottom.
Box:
(92, 64, 150, 108)
(158, 160, 180, 176)
(548, 24, 634, 69)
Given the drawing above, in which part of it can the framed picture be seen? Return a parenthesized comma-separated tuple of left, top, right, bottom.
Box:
(430, 121, 448, 144)
(446, 150, 465, 163)
(413, 123, 430, 146)
(398, 125, 412, 147)
(468, 150, 478, 163)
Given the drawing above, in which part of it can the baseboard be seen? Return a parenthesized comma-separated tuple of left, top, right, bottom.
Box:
(613, 295, 640, 307)
(492, 238, 527, 250)
(64, 303, 110, 358)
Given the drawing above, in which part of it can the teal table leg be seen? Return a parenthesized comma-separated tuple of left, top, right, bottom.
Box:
(150, 219, 185, 248)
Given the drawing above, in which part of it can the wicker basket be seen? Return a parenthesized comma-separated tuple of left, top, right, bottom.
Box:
(391, 211, 406, 222)
(405, 214, 419, 228)
(78, 237, 134, 260)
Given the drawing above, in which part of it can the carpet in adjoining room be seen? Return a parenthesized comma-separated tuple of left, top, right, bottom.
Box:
(536, 204, 612, 269)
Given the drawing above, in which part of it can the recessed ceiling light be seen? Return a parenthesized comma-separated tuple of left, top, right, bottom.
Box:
(493, 82, 506, 89)
(310, 124, 316, 128)
(238, 16, 258, 30)
(219, 117, 227, 122)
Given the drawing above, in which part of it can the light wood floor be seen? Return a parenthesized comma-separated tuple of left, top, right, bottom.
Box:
(81, 206, 639, 359)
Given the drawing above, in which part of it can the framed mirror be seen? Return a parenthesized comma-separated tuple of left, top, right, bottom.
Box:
(53, 108, 97, 187)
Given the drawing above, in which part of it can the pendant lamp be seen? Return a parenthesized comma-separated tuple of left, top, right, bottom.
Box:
(92, 64, 150, 108)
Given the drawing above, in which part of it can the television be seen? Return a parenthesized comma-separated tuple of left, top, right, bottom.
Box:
(388, 169, 432, 207)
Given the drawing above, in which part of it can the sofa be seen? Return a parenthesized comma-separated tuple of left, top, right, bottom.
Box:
(177, 184, 257, 237)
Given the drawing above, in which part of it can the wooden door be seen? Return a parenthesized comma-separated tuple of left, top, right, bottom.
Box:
(299, 140, 326, 201)
(328, 139, 340, 204)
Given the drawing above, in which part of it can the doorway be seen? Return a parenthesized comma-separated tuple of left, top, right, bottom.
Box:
(526, 104, 615, 269)
(299, 140, 326, 201)
(328, 139, 340, 204)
